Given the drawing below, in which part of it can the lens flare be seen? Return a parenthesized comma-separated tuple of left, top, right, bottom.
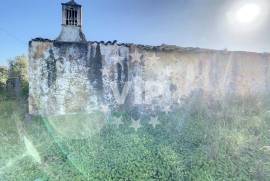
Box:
(23, 136, 41, 164)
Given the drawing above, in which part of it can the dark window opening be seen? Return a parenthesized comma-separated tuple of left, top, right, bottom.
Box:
(65, 8, 78, 26)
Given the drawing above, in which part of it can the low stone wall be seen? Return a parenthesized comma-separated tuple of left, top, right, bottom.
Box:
(28, 39, 270, 115)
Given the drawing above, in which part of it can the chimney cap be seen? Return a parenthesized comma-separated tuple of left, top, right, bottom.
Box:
(62, 0, 81, 7)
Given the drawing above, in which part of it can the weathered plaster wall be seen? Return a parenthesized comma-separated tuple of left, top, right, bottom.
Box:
(29, 39, 270, 115)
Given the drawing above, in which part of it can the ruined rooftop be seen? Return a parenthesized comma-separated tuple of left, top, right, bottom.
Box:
(29, 37, 270, 55)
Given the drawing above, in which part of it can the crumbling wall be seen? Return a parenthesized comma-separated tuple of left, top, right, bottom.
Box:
(29, 39, 270, 115)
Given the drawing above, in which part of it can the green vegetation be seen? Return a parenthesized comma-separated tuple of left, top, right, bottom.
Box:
(0, 67, 8, 91)
(1, 94, 270, 181)
(0, 55, 28, 98)
(8, 55, 29, 96)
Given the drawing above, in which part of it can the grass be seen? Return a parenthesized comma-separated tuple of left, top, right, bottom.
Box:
(1, 94, 270, 180)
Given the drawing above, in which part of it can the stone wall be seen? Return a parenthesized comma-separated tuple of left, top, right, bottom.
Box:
(29, 39, 270, 115)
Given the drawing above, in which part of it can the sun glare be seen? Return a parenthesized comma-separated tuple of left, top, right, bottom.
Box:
(226, 1, 268, 33)
(236, 3, 261, 24)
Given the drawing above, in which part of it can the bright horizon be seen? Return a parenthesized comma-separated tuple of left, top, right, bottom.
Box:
(1, 0, 270, 65)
